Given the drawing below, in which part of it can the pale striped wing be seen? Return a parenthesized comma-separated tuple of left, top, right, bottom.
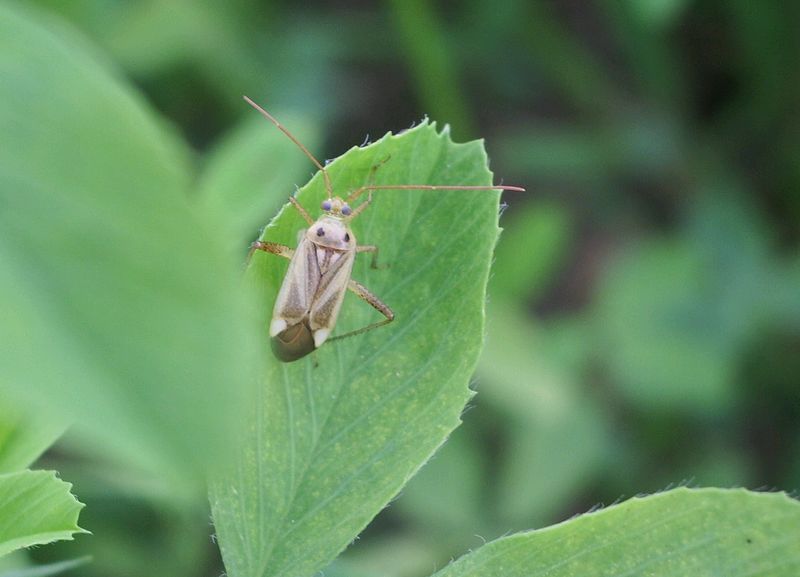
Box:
(309, 247, 355, 344)
(270, 234, 320, 335)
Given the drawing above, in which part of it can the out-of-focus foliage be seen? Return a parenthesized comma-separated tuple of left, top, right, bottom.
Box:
(2, 0, 798, 576)
(0, 2, 256, 491)
(0, 556, 90, 577)
(0, 405, 67, 475)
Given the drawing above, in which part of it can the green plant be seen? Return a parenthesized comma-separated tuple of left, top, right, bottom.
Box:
(0, 407, 84, 566)
(1, 4, 799, 577)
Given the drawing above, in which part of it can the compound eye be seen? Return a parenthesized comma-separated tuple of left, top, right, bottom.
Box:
(341, 204, 352, 216)
(321, 200, 332, 211)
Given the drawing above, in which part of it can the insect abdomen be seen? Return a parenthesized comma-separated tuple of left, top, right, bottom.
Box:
(271, 320, 316, 362)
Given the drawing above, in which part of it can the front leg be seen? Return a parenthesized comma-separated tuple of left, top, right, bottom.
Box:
(347, 155, 391, 218)
(356, 244, 383, 269)
(247, 241, 295, 265)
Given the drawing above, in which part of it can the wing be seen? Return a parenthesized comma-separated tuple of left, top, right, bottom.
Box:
(308, 247, 355, 346)
(270, 234, 320, 336)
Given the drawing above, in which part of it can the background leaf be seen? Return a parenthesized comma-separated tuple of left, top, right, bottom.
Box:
(210, 121, 501, 577)
(0, 404, 68, 474)
(489, 201, 573, 302)
(594, 192, 777, 414)
(0, 556, 90, 577)
(433, 488, 800, 577)
(479, 307, 612, 528)
(0, 3, 256, 487)
(0, 471, 85, 559)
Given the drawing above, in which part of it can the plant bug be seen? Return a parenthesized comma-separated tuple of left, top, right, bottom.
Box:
(244, 96, 524, 362)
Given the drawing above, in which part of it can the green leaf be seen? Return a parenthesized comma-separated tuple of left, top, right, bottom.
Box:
(0, 4, 255, 486)
(210, 121, 502, 577)
(0, 404, 68, 474)
(0, 471, 86, 559)
(433, 488, 800, 577)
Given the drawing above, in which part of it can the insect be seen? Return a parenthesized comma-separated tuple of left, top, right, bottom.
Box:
(245, 96, 524, 362)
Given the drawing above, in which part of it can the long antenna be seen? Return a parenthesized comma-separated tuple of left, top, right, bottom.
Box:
(243, 95, 333, 199)
(346, 183, 525, 203)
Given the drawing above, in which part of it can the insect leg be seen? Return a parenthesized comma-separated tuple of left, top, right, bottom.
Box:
(368, 155, 392, 180)
(356, 244, 383, 269)
(348, 190, 372, 219)
(247, 241, 295, 265)
(346, 155, 390, 218)
(327, 279, 394, 343)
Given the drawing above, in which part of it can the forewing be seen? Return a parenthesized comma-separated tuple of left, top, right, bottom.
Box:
(272, 235, 320, 325)
(309, 249, 355, 333)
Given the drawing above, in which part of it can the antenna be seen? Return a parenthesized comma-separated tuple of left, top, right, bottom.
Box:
(243, 95, 334, 199)
(346, 184, 525, 203)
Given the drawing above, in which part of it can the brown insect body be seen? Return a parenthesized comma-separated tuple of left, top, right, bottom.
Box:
(269, 210, 358, 361)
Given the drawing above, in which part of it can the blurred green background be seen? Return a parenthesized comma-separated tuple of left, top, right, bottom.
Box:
(7, 1, 800, 576)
